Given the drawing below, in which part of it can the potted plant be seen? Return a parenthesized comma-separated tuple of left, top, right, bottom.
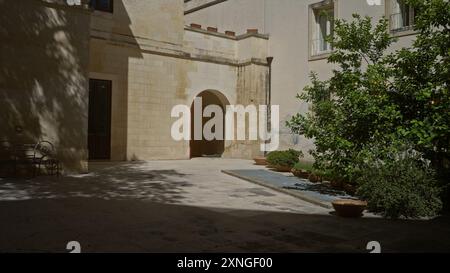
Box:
(307, 173, 322, 183)
(332, 199, 367, 218)
(253, 156, 268, 165)
(266, 149, 303, 172)
(308, 168, 330, 183)
(291, 161, 313, 179)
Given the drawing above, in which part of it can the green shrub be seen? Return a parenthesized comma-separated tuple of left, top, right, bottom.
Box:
(267, 149, 303, 168)
(356, 155, 443, 219)
(312, 168, 337, 182)
(292, 161, 314, 172)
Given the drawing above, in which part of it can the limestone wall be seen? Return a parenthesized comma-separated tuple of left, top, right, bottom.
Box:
(89, 0, 269, 161)
(89, 0, 184, 161)
(0, 0, 271, 173)
(0, 0, 91, 172)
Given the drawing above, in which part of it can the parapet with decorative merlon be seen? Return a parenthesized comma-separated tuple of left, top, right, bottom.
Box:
(185, 24, 269, 41)
(184, 24, 269, 67)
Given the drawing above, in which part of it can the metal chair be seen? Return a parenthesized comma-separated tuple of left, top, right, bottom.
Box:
(12, 140, 61, 178)
(33, 141, 61, 177)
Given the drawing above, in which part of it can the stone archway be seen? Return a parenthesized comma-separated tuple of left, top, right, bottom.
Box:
(190, 90, 230, 158)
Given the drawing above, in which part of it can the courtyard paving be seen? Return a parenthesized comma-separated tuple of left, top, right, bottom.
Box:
(1, 158, 450, 252)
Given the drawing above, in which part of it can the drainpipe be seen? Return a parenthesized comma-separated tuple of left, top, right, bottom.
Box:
(265, 56, 274, 157)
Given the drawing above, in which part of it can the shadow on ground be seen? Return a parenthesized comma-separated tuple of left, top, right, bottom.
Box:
(1, 197, 450, 253)
(0, 162, 191, 204)
(1, 162, 450, 253)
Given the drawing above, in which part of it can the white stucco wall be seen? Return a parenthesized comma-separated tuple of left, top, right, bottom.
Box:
(185, 0, 267, 34)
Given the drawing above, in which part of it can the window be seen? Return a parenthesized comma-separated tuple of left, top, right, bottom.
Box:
(90, 0, 114, 13)
(310, 2, 334, 57)
(390, 0, 415, 32)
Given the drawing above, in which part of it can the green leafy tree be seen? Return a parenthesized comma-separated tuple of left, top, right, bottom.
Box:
(390, 0, 450, 181)
(287, 14, 401, 182)
(287, 0, 449, 217)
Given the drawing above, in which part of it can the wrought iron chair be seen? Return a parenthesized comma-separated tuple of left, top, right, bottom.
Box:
(33, 141, 61, 177)
(13, 140, 61, 178)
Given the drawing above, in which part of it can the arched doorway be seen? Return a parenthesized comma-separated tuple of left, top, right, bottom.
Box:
(190, 90, 229, 158)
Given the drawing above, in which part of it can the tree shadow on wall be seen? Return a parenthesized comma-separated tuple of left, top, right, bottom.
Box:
(0, 0, 92, 172)
(0, 0, 142, 172)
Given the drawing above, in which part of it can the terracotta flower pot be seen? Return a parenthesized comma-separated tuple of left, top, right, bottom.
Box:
(253, 157, 268, 166)
(291, 169, 310, 179)
(332, 199, 367, 218)
(308, 173, 321, 183)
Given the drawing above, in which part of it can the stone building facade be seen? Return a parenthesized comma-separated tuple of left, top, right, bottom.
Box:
(1, 0, 270, 172)
(1, 0, 416, 172)
(185, 0, 417, 160)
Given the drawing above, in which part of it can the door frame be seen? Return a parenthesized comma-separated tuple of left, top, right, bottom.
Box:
(88, 72, 117, 161)
(88, 75, 114, 160)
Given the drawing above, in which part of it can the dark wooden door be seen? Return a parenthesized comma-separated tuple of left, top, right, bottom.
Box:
(88, 79, 112, 160)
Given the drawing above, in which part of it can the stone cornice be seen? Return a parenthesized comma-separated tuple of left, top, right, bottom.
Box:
(90, 29, 268, 67)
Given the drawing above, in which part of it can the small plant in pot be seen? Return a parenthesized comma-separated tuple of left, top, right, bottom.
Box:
(325, 172, 346, 190)
(332, 199, 368, 218)
(308, 169, 331, 183)
(266, 149, 303, 172)
(291, 161, 313, 179)
(308, 172, 322, 183)
(253, 156, 268, 166)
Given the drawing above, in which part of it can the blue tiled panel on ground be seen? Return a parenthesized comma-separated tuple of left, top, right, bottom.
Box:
(226, 169, 351, 203)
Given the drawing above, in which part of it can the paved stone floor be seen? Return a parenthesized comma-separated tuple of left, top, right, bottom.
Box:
(1, 158, 450, 252)
(223, 169, 353, 208)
